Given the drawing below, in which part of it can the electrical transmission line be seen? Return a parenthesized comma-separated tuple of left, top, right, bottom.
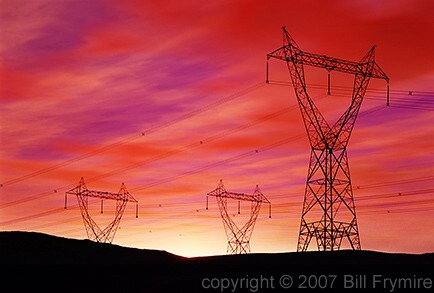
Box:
(0, 134, 299, 228)
(0, 102, 303, 209)
(0, 82, 264, 188)
(267, 80, 434, 112)
(1, 79, 431, 189)
(2, 96, 421, 230)
(3, 179, 432, 246)
(267, 27, 389, 251)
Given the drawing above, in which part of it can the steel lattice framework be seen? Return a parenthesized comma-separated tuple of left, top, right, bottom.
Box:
(206, 180, 271, 254)
(65, 177, 138, 244)
(267, 27, 389, 251)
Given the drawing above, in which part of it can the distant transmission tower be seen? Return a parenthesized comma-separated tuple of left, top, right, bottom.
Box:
(267, 27, 389, 251)
(65, 177, 138, 244)
(206, 180, 271, 254)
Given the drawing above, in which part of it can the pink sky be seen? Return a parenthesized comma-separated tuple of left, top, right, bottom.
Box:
(1, 0, 433, 256)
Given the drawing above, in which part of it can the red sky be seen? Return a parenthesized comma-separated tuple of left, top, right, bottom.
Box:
(1, 0, 433, 256)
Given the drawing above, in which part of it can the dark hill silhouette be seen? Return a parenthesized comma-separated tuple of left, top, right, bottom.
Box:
(1, 231, 433, 292)
(0, 231, 180, 265)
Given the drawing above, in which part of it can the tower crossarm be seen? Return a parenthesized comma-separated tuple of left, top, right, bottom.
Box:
(66, 189, 138, 202)
(267, 27, 389, 82)
(268, 46, 388, 81)
(207, 191, 270, 204)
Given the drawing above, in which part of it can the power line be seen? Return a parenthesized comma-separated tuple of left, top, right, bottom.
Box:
(1, 80, 432, 231)
(1, 81, 430, 213)
(2, 80, 432, 188)
(128, 135, 305, 194)
(268, 80, 434, 112)
(0, 134, 302, 227)
(3, 167, 433, 231)
(355, 176, 434, 190)
(0, 82, 265, 188)
(268, 79, 434, 98)
(0, 100, 304, 209)
(79, 103, 302, 186)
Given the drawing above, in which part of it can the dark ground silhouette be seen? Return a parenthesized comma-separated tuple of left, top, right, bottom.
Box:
(1, 231, 433, 292)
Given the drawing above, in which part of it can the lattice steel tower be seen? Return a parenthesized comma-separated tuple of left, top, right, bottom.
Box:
(65, 177, 138, 243)
(206, 180, 271, 254)
(267, 27, 389, 251)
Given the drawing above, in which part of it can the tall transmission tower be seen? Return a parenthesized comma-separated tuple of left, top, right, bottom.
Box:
(206, 180, 271, 254)
(65, 177, 138, 244)
(267, 27, 389, 251)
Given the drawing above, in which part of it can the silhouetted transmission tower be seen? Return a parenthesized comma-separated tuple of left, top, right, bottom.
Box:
(65, 177, 138, 243)
(206, 180, 271, 254)
(267, 27, 389, 251)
